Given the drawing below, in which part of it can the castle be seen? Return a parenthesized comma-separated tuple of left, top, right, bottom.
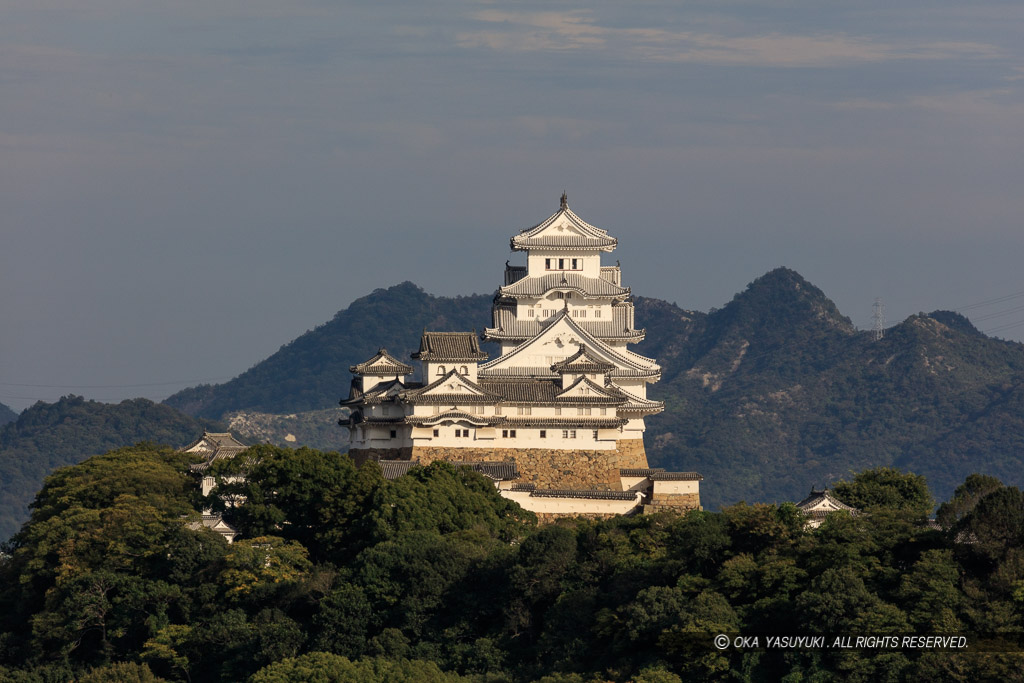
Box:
(341, 194, 701, 519)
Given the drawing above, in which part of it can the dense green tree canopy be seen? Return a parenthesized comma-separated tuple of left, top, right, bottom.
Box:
(2, 446, 1022, 682)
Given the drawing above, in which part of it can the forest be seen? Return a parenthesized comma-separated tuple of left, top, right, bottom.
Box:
(1, 444, 1022, 682)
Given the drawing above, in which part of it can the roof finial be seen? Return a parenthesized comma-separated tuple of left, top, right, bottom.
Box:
(560, 191, 568, 210)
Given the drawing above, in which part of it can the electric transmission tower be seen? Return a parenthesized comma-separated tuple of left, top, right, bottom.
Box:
(872, 298, 885, 341)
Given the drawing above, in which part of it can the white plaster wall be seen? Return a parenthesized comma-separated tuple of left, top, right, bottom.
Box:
(652, 479, 700, 496)
(620, 475, 650, 492)
(501, 490, 643, 515)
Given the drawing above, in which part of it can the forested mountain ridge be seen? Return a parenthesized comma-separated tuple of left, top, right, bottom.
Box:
(162, 269, 1024, 510)
(164, 282, 493, 418)
(640, 268, 1024, 508)
(0, 402, 16, 426)
(0, 395, 219, 540)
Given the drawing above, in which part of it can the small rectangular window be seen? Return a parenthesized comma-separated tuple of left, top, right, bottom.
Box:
(390, 430, 397, 439)
(600, 408, 607, 416)
(570, 430, 577, 439)
(510, 429, 516, 437)
(562, 429, 569, 439)
(528, 309, 535, 317)
(502, 429, 507, 438)
(554, 407, 561, 416)
(545, 258, 552, 269)
(517, 406, 531, 416)
(594, 309, 601, 318)
(539, 430, 546, 438)
(572, 259, 580, 269)
(558, 258, 565, 269)
(433, 429, 439, 437)
(593, 430, 599, 440)
(542, 310, 550, 318)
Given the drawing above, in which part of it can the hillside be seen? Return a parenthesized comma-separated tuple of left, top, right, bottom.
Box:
(163, 269, 1024, 510)
(164, 282, 492, 418)
(0, 402, 16, 426)
(639, 268, 1024, 508)
(0, 395, 219, 540)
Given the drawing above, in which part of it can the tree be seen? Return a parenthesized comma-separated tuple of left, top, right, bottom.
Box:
(832, 467, 933, 517)
(936, 474, 1003, 530)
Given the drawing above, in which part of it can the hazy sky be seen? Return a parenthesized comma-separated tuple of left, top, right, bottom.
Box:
(3, 1, 1024, 412)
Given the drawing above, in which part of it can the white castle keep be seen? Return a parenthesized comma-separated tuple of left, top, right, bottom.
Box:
(342, 194, 701, 519)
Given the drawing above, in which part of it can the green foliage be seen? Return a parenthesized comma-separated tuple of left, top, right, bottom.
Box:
(248, 653, 468, 683)
(832, 467, 933, 517)
(937, 474, 1004, 529)
(0, 395, 219, 541)
(5, 445, 1023, 682)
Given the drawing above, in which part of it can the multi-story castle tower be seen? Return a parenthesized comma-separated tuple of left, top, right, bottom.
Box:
(342, 195, 700, 518)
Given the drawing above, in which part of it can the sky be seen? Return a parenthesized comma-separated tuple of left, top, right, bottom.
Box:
(2, 0, 1024, 412)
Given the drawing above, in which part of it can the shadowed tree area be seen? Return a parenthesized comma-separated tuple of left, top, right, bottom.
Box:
(1, 445, 1022, 681)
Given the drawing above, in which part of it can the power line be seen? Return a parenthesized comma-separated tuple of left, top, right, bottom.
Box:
(0, 376, 235, 389)
(955, 289, 1024, 312)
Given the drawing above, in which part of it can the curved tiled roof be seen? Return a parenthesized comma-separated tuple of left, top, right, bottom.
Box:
(499, 273, 629, 299)
(795, 488, 858, 513)
(182, 431, 250, 472)
(412, 331, 488, 361)
(406, 411, 504, 427)
(501, 417, 628, 428)
(484, 303, 644, 342)
(620, 468, 666, 477)
(529, 489, 641, 500)
(510, 200, 618, 252)
(350, 348, 414, 376)
(649, 472, 703, 481)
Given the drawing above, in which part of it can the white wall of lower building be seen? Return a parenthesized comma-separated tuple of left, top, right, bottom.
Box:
(501, 490, 643, 515)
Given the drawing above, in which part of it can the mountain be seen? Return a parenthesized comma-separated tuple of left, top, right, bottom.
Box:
(163, 269, 1024, 510)
(0, 402, 16, 426)
(164, 282, 493, 419)
(0, 395, 219, 541)
(639, 268, 1024, 508)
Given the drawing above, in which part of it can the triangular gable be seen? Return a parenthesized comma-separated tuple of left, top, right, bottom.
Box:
(512, 201, 616, 244)
(551, 345, 615, 373)
(400, 369, 501, 402)
(480, 311, 659, 375)
(555, 376, 620, 401)
(350, 348, 414, 375)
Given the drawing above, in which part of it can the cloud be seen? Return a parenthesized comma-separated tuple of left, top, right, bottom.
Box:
(457, 10, 1001, 67)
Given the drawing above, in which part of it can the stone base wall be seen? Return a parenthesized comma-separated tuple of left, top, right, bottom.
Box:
(352, 440, 660, 501)
(349, 447, 413, 467)
(534, 511, 624, 524)
(412, 440, 647, 490)
(614, 439, 649, 469)
(645, 492, 702, 513)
